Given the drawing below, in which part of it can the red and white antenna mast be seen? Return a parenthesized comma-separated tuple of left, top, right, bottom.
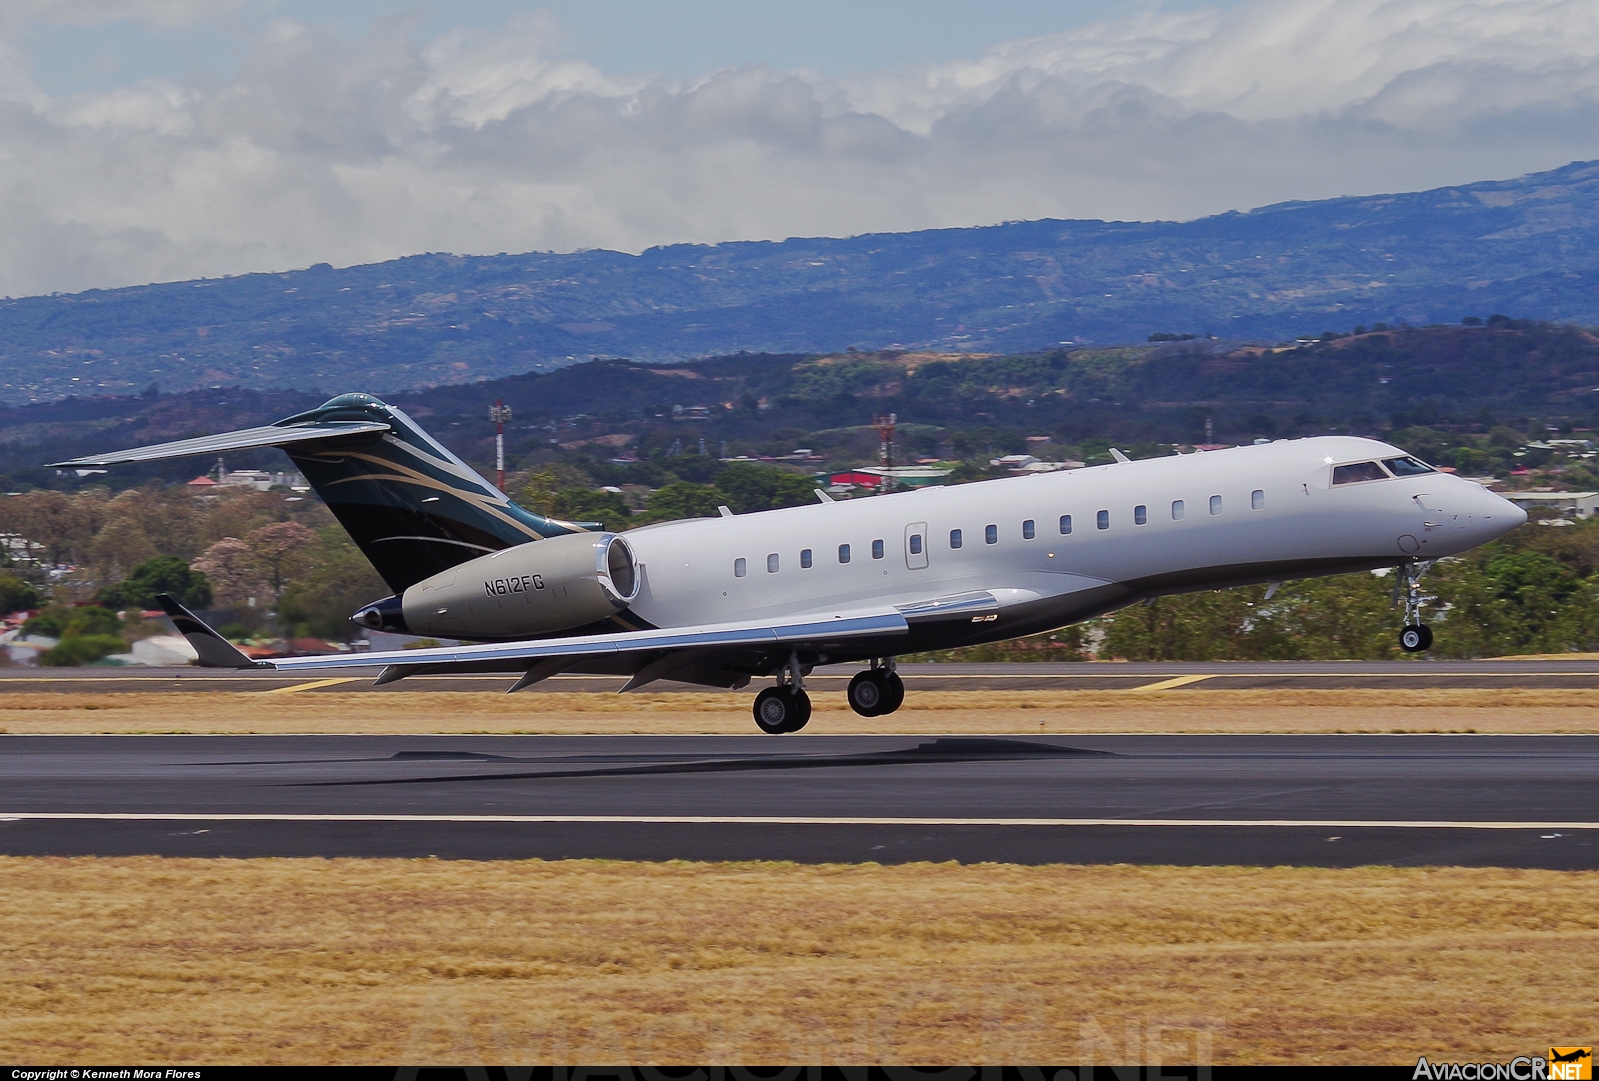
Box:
(873, 412, 896, 492)
(489, 399, 512, 492)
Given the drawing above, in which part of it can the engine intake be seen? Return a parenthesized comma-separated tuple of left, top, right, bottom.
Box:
(386, 532, 639, 640)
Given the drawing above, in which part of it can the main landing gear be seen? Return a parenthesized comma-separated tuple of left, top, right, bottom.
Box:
(752, 655, 906, 732)
(753, 652, 811, 734)
(846, 658, 904, 718)
(1396, 560, 1435, 654)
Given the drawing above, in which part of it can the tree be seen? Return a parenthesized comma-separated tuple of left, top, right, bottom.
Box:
(712, 463, 820, 513)
(550, 489, 632, 530)
(39, 634, 126, 666)
(245, 521, 317, 597)
(517, 468, 559, 516)
(62, 606, 121, 637)
(88, 511, 158, 580)
(7, 489, 106, 566)
(190, 538, 268, 608)
(276, 526, 390, 640)
(643, 482, 722, 522)
(1480, 551, 1591, 654)
(0, 572, 39, 615)
(96, 556, 212, 610)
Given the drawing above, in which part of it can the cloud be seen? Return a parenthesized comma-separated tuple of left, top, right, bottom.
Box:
(1, 0, 1597, 296)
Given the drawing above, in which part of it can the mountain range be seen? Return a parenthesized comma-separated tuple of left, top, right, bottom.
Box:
(4, 158, 1599, 406)
(8, 321, 1599, 493)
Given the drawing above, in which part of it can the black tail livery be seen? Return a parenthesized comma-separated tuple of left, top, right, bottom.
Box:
(50, 393, 590, 592)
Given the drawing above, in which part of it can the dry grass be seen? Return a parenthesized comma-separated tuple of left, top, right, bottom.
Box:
(0, 688, 1596, 734)
(1, 857, 1593, 1064)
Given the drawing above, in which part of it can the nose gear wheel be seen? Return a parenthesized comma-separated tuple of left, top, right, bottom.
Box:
(1400, 624, 1433, 653)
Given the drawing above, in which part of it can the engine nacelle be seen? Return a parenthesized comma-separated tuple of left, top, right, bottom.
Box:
(394, 532, 639, 639)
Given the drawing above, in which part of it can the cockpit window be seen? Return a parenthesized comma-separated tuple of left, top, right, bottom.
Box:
(1332, 460, 1389, 485)
(1382, 456, 1436, 477)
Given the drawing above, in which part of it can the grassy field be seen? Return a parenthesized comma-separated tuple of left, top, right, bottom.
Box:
(0, 687, 1596, 734)
(2, 857, 1594, 1064)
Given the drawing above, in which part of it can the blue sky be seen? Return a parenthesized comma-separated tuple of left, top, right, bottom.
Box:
(27, 2, 1220, 94)
(2, 0, 1595, 296)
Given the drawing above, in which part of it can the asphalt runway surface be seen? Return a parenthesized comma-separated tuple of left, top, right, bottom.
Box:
(11, 658, 1599, 692)
(3, 733, 1595, 867)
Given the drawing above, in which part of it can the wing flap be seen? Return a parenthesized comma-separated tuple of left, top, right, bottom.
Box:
(268, 610, 909, 673)
(48, 421, 391, 467)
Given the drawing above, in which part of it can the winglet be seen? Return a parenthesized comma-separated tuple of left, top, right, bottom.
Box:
(814, 488, 835, 503)
(1109, 448, 1132, 463)
(152, 593, 267, 669)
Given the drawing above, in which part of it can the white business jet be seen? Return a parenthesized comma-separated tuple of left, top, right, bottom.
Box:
(53, 393, 1524, 733)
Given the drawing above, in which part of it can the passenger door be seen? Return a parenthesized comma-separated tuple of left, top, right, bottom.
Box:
(905, 522, 928, 570)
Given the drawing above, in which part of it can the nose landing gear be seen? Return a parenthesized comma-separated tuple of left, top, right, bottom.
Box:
(753, 651, 811, 733)
(1400, 624, 1433, 652)
(847, 658, 904, 717)
(1396, 560, 1435, 653)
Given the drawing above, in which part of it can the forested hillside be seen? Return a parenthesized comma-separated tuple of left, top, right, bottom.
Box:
(6, 320, 1599, 493)
(4, 159, 1599, 404)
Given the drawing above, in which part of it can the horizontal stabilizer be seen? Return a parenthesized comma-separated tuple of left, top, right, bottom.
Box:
(267, 610, 910, 674)
(153, 594, 266, 669)
(48, 421, 390, 468)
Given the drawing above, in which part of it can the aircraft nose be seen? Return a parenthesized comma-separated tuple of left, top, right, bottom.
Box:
(1474, 486, 1526, 538)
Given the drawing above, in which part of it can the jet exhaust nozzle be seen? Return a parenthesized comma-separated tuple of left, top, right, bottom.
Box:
(352, 594, 409, 635)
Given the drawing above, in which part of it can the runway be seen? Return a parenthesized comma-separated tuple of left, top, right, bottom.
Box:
(11, 658, 1599, 692)
(3, 733, 1595, 867)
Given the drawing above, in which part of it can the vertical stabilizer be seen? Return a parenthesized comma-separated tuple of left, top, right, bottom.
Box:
(49, 392, 590, 593)
(272, 394, 588, 591)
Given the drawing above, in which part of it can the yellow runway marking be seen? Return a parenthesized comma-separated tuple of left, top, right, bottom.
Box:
(1127, 674, 1215, 691)
(262, 678, 363, 694)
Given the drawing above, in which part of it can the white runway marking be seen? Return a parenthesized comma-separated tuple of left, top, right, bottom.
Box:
(2, 813, 1596, 829)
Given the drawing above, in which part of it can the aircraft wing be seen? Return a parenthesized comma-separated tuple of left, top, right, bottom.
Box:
(271, 611, 908, 672)
(47, 421, 391, 468)
(153, 593, 908, 682)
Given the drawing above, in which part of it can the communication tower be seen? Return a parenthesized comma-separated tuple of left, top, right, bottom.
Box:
(873, 412, 897, 493)
(489, 400, 513, 491)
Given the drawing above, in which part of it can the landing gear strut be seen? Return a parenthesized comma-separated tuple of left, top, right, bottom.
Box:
(753, 651, 811, 734)
(1396, 560, 1435, 653)
(847, 657, 904, 717)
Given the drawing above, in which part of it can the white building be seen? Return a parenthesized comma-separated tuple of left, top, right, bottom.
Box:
(219, 470, 307, 492)
(1500, 491, 1599, 519)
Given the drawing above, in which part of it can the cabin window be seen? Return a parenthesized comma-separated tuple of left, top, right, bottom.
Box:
(872, 539, 885, 559)
(1332, 461, 1389, 485)
(1210, 495, 1223, 515)
(800, 548, 813, 569)
(1251, 489, 1265, 510)
(1383, 456, 1436, 477)
(734, 558, 747, 578)
(950, 529, 963, 549)
(767, 553, 780, 573)
(1134, 505, 1147, 525)
(1059, 514, 1072, 535)
(838, 543, 851, 563)
(909, 534, 923, 556)
(1172, 499, 1185, 520)
(985, 524, 998, 544)
(1022, 519, 1035, 540)
(1096, 510, 1109, 530)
